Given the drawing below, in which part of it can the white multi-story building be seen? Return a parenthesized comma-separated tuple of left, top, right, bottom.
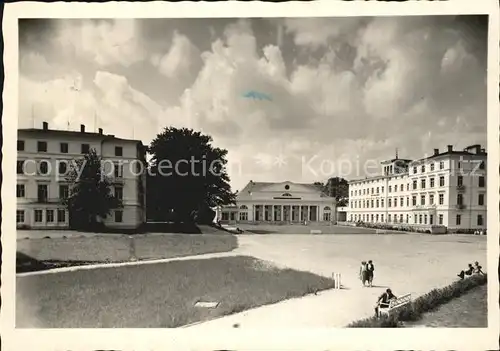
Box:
(348, 144, 487, 231)
(16, 122, 147, 230)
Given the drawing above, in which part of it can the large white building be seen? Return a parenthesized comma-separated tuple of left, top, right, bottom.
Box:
(347, 144, 487, 231)
(16, 122, 147, 230)
(219, 181, 337, 224)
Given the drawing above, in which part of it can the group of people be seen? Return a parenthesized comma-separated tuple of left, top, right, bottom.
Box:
(359, 260, 375, 287)
(457, 261, 485, 279)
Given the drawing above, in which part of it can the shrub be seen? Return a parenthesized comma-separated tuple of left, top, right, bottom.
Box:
(347, 274, 487, 328)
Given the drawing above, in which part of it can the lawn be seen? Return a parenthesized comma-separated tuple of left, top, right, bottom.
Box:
(404, 284, 487, 328)
(16, 234, 238, 272)
(238, 224, 378, 235)
(16, 256, 335, 328)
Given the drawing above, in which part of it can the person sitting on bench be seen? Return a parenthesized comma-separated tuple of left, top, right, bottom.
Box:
(374, 288, 397, 317)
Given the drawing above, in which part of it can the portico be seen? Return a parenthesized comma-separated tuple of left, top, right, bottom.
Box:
(219, 181, 336, 224)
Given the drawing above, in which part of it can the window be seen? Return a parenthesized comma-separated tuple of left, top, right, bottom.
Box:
(406, 214, 409, 223)
(57, 209, 66, 222)
(400, 184, 404, 191)
(58, 161, 67, 175)
(477, 215, 483, 226)
(421, 165, 425, 173)
(59, 185, 69, 199)
(400, 214, 403, 223)
(478, 193, 485, 206)
(439, 193, 444, 205)
(221, 212, 229, 221)
(430, 177, 435, 188)
(115, 146, 123, 156)
(376, 214, 379, 222)
(429, 194, 434, 205)
(457, 176, 463, 187)
(412, 196, 417, 206)
(478, 176, 485, 187)
(413, 167, 417, 174)
(376, 187, 379, 194)
(419, 215, 422, 224)
(456, 214, 461, 225)
(81, 143, 90, 154)
(479, 161, 485, 170)
(46, 209, 54, 223)
(430, 163, 435, 171)
(406, 197, 409, 206)
(281, 193, 292, 197)
(381, 186, 384, 193)
(34, 209, 43, 222)
(424, 215, 427, 224)
(439, 176, 445, 187)
(381, 214, 384, 222)
(388, 186, 392, 193)
(371, 199, 374, 208)
(439, 161, 444, 170)
(17, 160, 25, 174)
(412, 180, 417, 190)
(39, 161, 49, 175)
(60, 143, 69, 153)
(400, 197, 404, 207)
(376, 199, 379, 208)
(388, 199, 392, 208)
(421, 179, 426, 189)
(388, 214, 391, 222)
(323, 213, 331, 222)
(115, 210, 123, 223)
(16, 184, 25, 198)
(420, 195, 426, 206)
(406, 183, 410, 191)
(114, 163, 123, 178)
(393, 185, 397, 193)
(371, 188, 374, 194)
(17, 140, 25, 151)
(239, 212, 248, 221)
(457, 193, 463, 205)
(381, 199, 384, 207)
(37, 141, 47, 152)
(37, 184, 48, 202)
(114, 186, 123, 201)
(429, 214, 434, 225)
(439, 214, 443, 225)
(457, 161, 462, 169)
(16, 210, 25, 223)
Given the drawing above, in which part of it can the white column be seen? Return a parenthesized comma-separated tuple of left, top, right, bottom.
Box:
(308, 206, 311, 222)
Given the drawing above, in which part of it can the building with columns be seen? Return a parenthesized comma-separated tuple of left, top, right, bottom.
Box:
(219, 181, 337, 224)
(347, 144, 487, 231)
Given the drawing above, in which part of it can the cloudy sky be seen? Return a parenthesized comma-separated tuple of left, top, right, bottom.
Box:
(19, 16, 487, 191)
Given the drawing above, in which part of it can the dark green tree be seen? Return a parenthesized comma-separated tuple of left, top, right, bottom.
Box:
(147, 127, 236, 223)
(316, 177, 349, 207)
(63, 149, 121, 230)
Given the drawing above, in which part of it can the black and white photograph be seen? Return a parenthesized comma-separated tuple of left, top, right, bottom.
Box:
(2, 1, 499, 350)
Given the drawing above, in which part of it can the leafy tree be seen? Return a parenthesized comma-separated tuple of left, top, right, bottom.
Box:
(63, 149, 121, 230)
(316, 177, 349, 207)
(147, 127, 236, 223)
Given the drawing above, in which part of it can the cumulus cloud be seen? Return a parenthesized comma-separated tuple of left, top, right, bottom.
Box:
(19, 16, 487, 191)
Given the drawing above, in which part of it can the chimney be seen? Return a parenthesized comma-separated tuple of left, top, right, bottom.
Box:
(433, 148, 439, 156)
(80, 124, 85, 133)
(447, 145, 453, 152)
(98, 128, 103, 135)
(42, 121, 48, 131)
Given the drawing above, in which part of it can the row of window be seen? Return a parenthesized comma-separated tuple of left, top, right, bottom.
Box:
(16, 209, 124, 223)
(350, 213, 484, 226)
(411, 160, 485, 175)
(16, 209, 67, 223)
(16, 160, 125, 177)
(18, 140, 124, 156)
(350, 193, 485, 209)
(16, 183, 123, 202)
(351, 176, 485, 197)
(222, 211, 333, 222)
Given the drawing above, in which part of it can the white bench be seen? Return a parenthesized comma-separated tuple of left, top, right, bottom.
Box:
(375, 229, 386, 234)
(310, 230, 322, 234)
(377, 293, 412, 317)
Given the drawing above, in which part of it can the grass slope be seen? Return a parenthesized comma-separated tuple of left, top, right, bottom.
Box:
(17, 255, 335, 328)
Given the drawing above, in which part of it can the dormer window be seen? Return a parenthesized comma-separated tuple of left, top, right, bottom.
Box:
(281, 193, 292, 197)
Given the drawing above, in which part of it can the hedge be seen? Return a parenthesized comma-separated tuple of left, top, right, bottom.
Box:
(347, 273, 488, 328)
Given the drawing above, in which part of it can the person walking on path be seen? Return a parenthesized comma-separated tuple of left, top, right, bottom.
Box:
(359, 261, 368, 287)
(366, 260, 375, 287)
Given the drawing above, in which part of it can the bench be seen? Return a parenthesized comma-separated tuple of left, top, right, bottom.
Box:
(375, 229, 387, 234)
(377, 293, 412, 317)
(310, 230, 322, 234)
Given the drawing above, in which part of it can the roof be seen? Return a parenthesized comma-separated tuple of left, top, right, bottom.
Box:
(239, 181, 325, 195)
(380, 158, 413, 164)
(417, 150, 487, 162)
(18, 128, 143, 145)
